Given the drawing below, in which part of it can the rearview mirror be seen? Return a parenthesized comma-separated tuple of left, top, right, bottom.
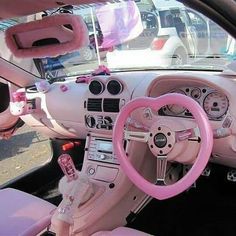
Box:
(5, 14, 89, 58)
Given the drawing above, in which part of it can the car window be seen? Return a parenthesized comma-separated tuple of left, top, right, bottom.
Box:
(159, 10, 175, 28)
(0, 125, 51, 185)
(141, 11, 158, 29)
(159, 9, 187, 28)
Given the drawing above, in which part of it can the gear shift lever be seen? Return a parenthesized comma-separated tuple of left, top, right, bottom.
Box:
(51, 154, 94, 235)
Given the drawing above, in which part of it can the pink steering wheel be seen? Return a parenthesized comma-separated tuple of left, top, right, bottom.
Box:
(113, 94, 213, 200)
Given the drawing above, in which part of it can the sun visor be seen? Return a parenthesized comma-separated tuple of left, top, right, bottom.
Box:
(5, 14, 89, 58)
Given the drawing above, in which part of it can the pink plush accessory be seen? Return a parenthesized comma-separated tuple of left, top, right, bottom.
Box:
(75, 75, 92, 84)
(60, 84, 68, 92)
(92, 65, 110, 75)
(5, 14, 89, 58)
(35, 80, 51, 93)
(58, 172, 94, 205)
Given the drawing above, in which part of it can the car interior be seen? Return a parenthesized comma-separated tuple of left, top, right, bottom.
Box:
(0, 0, 236, 235)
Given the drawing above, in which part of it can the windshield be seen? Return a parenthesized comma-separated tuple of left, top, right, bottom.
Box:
(0, 0, 235, 78)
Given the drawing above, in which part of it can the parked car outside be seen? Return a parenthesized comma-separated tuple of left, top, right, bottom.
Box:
(106, 0, 229, 69)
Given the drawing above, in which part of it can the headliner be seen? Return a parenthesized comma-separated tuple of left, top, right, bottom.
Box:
(0, 0, 107, 20)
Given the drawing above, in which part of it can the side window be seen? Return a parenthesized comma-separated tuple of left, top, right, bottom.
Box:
(208, 20, 228, 54)
(0, 81, 52, 185)
(186, 9, 229, 56)
(0, 125, 51, 185)
(159, 10, 175, 28)
(141, 11, 158, 30)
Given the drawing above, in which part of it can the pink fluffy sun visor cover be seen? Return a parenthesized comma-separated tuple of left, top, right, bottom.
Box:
(5, 14, 89, 58)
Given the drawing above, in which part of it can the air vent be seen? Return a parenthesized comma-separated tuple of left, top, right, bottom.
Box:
(103, 99, 120, 113)
(107, 80, 123, 95)
(89, 80, 104, 95)
(87, 98, 102, 112)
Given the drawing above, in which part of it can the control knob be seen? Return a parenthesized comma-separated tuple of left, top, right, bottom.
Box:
(85, 115, 96, 128)
(100, 154, 106, 160)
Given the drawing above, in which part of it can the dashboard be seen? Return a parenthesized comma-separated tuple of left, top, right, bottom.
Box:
(17, 71, 236, 169)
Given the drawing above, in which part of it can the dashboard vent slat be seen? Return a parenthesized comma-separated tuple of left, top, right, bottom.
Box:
(87, 98, 102, 112)
(103, 99, 120, 113)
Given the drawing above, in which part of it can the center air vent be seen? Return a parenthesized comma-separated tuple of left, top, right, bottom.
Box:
(103, 99, 120, 113)
(107, 80, 123, 95)
(89, 80, 104, 95)
(87, 98, 102, 112)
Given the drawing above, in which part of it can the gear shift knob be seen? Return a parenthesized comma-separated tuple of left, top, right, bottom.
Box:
(58, 154, 78, 182)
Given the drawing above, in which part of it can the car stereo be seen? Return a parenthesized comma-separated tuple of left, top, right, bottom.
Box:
(87, 136, 119, 164)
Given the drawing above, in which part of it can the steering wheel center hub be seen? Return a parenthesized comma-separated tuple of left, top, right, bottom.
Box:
(154, 133, 167, 148)
(148, 124, 175, 156)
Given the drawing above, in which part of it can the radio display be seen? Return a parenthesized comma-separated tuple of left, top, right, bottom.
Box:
(97, 140, 113, 154)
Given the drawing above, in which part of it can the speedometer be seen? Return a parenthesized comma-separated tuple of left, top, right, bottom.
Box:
(167, 89, 186, 115)
(203, 92, 228, 119)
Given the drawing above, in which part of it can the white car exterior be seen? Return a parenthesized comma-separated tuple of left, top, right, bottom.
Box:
(107, 0, 228, 69)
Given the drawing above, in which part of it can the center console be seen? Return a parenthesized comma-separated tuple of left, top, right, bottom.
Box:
(83, 133, 121, 184)
(62, 76, 153, 235)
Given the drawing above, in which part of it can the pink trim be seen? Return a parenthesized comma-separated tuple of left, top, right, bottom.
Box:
(113, 94, 213, 200)
(5, 14, 89, 58)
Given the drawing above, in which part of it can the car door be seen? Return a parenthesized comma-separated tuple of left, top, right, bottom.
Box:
(158, 7, 197, 56)
(185, 9, 209, 55)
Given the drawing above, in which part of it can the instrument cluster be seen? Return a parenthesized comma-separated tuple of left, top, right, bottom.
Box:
(160, 86, 229, 121)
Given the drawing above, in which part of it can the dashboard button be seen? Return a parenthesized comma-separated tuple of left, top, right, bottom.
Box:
(88, 167, 96, 175)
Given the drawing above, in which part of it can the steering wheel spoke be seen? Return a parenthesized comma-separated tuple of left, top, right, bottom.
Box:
(175, 127, 200, 142)
(124, 130, 150, 143)
(156, 155, 168, 185)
